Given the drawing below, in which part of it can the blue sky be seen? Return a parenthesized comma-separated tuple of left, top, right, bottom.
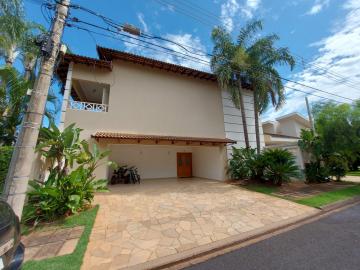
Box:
(25, 0, 360, 121)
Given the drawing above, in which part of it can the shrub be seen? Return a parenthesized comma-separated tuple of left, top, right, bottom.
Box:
(227, 147, 257, 180)
(304, 162, 330, 183)
(0, 146, 13, 193)
(326, 154, 348, 181)
(23, 123, 111, 224)
(261, 148, 299, 186)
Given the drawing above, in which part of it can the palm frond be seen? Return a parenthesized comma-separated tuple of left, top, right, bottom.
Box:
(237, 20, 263, 47)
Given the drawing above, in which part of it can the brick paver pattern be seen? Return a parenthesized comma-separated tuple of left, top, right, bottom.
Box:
(22, 226, 84, 261)
(82, 178, 315, 270)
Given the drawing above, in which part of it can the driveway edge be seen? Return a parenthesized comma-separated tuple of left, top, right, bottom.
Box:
(124, 197, 360, 270)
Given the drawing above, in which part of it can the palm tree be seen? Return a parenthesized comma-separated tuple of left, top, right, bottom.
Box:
(0, 14, 27, 66)
(211, 20, 295, 153)
(20, 22, 46, 81)
(211, 28, 251, 148)
(0, 66, 29, 145)
(0, 66, 59, 145)
(236, 20, 295, 153)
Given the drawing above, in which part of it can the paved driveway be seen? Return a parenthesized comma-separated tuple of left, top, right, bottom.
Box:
(82, 178, 316, 270)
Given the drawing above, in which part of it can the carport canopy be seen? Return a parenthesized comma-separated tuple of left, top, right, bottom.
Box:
(91, 132, 236, 146)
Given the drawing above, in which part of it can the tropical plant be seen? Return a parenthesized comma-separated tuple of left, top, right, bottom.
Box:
(0, 14, 27, 66)
(211, 20, 295, 153)
(227, 147, 258, 180)
(0, 66, 59, 145)
(0, 66, 29, 145)
(0, 146, 13, 193)
(261, 148, 299, 186)
(304, 162, 330, 183)
(36, 122, 84, 178)
(211, 27, 250, 148)
(23, 124, 111, 224)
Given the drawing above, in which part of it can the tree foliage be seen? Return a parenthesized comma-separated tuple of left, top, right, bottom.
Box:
(211, 20, 295, 152)
(298, 101, 360, 182)
(23, 123, 111, 224)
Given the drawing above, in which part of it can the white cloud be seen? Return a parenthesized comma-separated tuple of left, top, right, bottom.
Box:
(241, 0, 262, 19)
(137, 12, 149, 33)
(306, 0, 330, 15)
(220, 0, 261, 31)
(123, 33, 210, 72)
(264, 0, 360, 121)
(220, 0, 240, 32)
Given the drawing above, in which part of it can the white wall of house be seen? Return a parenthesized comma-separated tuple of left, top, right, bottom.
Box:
(221, 89, 265, 158)
(277, 119, 305, 138)
(68, 61, 226, 139)
(192, 146, 227, 181)
(108, 144, 226, 180)
(63, 59, 261, 181)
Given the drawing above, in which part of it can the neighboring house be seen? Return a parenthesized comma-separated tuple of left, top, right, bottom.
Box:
(56, 46, 264, 181)
(262, 112, 311, 169)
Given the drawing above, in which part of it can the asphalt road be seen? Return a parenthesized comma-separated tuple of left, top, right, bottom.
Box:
(186, 203, 360, 270)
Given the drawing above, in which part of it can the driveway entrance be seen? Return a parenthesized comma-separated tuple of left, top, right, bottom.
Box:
(82, 178, 316, 270)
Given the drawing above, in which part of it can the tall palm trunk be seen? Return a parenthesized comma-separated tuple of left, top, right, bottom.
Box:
(238, 80, 250, 148)
(253, 92, 261, 154)
(24, 68, 31, 81)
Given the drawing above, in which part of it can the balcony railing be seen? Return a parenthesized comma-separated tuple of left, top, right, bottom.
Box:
(68, 101, 108, 112)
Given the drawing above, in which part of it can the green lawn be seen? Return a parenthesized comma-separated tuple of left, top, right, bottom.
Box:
(347, 171, 360, 177)
(295, 185, 360, 208)
(22, 205, 99, 270)
(243, 183, 360, 209)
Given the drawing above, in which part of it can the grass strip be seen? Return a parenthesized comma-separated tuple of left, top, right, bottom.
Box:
(295, 185, 360, 208)
(347, 171, 360, 177)
(21, 205, 99, 270)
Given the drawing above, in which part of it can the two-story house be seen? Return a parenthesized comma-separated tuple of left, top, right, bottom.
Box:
(262, 112, 311, 169)
(56, 46, 264, 181)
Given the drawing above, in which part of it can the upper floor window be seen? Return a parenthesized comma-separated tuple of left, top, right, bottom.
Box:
(68, 79, 110, 113)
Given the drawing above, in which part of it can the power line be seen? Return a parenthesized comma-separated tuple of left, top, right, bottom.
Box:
(154, 0, 360, 94)
(62, 3, 359, 104)
(68, 18, 358, 103)
(66, 24, 211, 66)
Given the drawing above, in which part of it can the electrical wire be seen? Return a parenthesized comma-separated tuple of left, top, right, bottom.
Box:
(58, 2, 360, 104)
(154, 0, 360, 92)
(67, 18, 358, 103)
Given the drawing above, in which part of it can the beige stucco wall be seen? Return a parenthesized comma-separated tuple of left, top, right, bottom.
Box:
(108, 144, 226, 180)
(222, 88, 265, 158)
(192, 146, 227, 181)
(277, 120, 303, 137)
(64, 60, 230, 180)
(67, 61, 225, 139)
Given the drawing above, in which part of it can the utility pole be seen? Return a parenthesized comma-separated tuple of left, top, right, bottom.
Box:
(305, 96, 315, 131)
(3, 0, 70, 218)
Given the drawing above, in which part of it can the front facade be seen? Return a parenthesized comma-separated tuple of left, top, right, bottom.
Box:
(262, 112, 311, 169)
(57, 46, 264, 181)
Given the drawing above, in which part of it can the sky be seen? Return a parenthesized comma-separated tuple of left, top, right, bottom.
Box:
(24, 0, 360, 121)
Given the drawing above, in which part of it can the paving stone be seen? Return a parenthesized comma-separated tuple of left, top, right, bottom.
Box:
(81, 178, 315, 270)
(24, 246, 41, 262)
(32, 241, 63, 260)
(58, 238, 79, 256)
(68, 226, 85, 239)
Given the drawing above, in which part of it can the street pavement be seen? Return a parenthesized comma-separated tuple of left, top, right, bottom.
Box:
(186, 203, 360, 270)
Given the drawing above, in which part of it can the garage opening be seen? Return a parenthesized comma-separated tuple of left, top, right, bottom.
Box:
(92, 132, 235, 181)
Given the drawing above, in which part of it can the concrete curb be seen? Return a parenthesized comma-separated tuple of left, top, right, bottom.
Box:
(123, 197, 360, 270)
